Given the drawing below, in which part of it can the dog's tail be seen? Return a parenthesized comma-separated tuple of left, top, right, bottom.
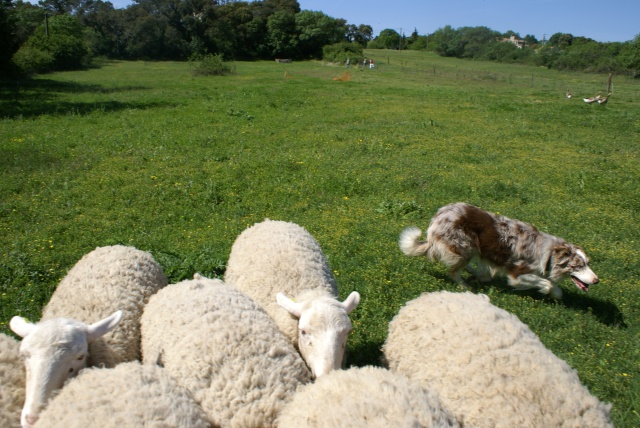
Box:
(399, 226, 431, 257)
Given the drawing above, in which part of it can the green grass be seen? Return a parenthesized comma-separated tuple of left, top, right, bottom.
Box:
(2, 50, 640, 426)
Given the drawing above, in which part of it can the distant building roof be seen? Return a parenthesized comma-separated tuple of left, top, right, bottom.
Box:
(498, 35, 526, 48)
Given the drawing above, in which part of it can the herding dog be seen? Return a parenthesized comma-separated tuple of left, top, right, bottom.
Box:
(399, 202, 599, 299)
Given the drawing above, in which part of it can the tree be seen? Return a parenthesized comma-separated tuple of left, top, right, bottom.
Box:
(459, 26, 498, 59)
(620, 34, 640, 76)
(80, 0, 125, 57)
(266, 9, 296, 57)
(0, 0, 16, 74)
(121, 2, 183, 59)
(262, 0, 299, 14)
(369, 28, 401, 50)
(295, 10, 342, 58)
(22, 13, 88, 69)
(432, 25, 464, 57)
(548, 32, 573, 48)
(345, 23, 372, 46)
(406, 28, 428, 50)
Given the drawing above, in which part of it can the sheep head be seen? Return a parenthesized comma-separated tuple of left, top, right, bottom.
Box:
(9, 311, 122, 428)
(277, 291, 360, 378)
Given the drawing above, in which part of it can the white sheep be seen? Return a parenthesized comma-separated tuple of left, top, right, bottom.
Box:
(0, 333, 25, 428)
(382, 291, 614, 427)
(10, 245, 168, 428)
(224, 219, 360, 378)
(33, 361, 212, 428)
(278, 365, 460, 427)
(140, 274, 312, 428)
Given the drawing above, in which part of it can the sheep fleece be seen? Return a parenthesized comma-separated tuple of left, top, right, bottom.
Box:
(34, 362, 212, 428)
(278, 366, 460, 428)
(382, 291, 613, 428)
(0, 333, 24, 428)
(141, 277, 312, 427)
(225, 219, 338, 344)
(42, 245, 168, 365)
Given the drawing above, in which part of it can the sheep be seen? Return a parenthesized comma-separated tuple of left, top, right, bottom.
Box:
(33, 361, 212, 428)
(278, 365, 460, 428)
(10, 245, 168, 428)
(224, 219, 360, 378)
(140, 274, 312, 427)
(382, 291, 614, 428)
(0, 333, 25, 428)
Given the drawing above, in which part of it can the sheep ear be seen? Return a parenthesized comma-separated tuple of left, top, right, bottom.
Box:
(86, 310, 122, 343)
(341, 291, 360, 314)
(276, 293, 302, 318)
(10, 316, 36, 338)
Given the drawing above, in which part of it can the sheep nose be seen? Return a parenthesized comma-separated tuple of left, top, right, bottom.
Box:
(25, 414, 39, 426)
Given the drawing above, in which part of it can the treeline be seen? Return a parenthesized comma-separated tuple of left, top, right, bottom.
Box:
(1, 0, 639, 77)
(1, 0, 373, 76)
(369, 25, 640, 76)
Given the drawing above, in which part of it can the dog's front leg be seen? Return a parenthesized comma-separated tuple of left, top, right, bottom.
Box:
(464, 263, 492, 282)
(450, 269, 473, 289)
(507, 274, 563, 299)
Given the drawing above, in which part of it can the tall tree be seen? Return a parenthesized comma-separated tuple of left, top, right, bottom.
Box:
(295, 10, 342, 58)
(23, 13, 87, 69)
(0, 0, 15, 74)
(266, 9, 295, 57)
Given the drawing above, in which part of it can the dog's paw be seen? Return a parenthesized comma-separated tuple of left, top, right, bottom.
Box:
(549, 286, 563, 300)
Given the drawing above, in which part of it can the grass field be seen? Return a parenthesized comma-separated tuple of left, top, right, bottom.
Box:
(1, 49, 639, 425)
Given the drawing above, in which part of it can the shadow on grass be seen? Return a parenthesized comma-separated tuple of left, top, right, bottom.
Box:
(0, 78, 164, 119)
(560, 292, 627, 328)
(347, 339, 385, 368)
(430, 272, 627, 328)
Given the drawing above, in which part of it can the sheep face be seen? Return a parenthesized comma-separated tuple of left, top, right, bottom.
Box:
(277, 291, 360, 378)
(9, 311, 122, 428)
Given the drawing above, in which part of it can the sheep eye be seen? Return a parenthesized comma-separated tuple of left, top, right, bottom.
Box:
(77, 355, 85, 361)
(300, 329, 307, 336)
(69, 368, 74, 373)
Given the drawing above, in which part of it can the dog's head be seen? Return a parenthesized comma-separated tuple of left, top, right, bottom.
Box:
(552, 244, 599, 291)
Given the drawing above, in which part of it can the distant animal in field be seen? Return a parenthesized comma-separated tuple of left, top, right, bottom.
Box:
(399, 202, 599, 299)
(566, 89, 572, 99)
(584, 92, 610, 105)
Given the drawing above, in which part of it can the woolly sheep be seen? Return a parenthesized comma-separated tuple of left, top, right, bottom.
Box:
(278, 365, 460, 428)
(382, 291, 614, 427)
(34, 361, 212, 428)
(140, 274, 312, 427)
(10, 245, 168, 428)
(0, 333, 25, 428)
(224, 219, 360, 378)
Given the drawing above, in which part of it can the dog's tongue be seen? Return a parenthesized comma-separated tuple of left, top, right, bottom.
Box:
(571, 276, 589, 292)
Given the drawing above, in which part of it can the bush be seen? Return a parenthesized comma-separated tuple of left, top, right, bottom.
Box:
(322, 42, 364, 64)
(24, 15, 88, 71)
(191, 53, 236, 76)
(12, 45, 55, 75)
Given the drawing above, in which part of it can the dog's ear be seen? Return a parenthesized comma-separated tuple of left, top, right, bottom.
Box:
(552, 244, 571, 263)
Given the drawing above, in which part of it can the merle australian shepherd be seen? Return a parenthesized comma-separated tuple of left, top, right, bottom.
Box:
(399, 202, 599, 299)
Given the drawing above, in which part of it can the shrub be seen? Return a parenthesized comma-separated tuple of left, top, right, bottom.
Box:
(24, 15, 88, 71)
(191, 53, 236, 76)
(322, 42, 364, 64)
(12, 45, 55, 75)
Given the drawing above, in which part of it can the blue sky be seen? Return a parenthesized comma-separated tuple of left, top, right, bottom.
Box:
(104, 0, 638, 43)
